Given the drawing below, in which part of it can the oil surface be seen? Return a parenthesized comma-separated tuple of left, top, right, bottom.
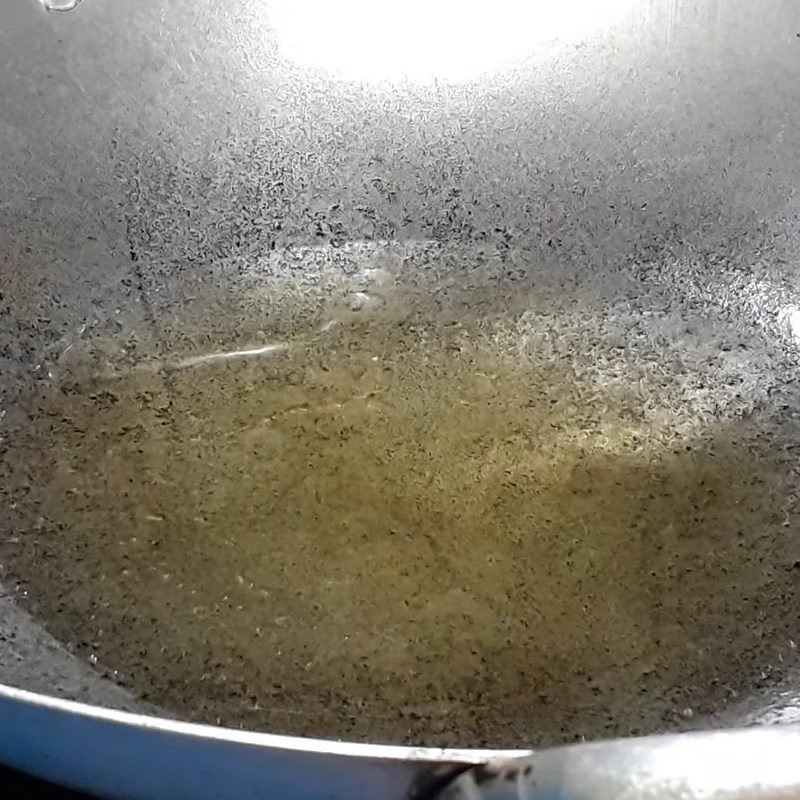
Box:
(1, 316, 799, 746)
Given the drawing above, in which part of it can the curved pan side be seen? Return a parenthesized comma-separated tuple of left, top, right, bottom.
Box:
(0, 683, 529, 800)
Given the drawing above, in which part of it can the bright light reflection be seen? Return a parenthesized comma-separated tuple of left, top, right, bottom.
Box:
(268, 0, 635, 83)
(785, 306, 800, 342)
(645, 733, 800, 797)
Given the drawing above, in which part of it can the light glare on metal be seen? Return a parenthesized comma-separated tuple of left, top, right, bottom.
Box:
(268, 0, 635, 83)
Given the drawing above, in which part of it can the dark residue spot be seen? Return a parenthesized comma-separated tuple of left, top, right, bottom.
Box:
(472, 764, 499, 786)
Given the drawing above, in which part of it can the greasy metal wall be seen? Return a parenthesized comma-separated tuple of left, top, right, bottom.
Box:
(3, 0, 800, 366)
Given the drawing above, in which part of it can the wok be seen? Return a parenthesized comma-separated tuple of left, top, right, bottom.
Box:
(1, 0, 800, 768)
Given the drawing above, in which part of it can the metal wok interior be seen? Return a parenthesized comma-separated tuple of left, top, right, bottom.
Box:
(1, 0, 800, 750)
